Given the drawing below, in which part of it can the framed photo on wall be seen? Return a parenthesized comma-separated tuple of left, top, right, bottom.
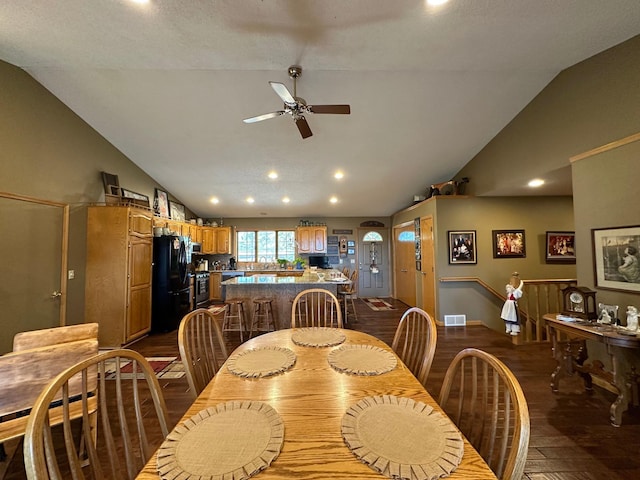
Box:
(545, 231, 576, 263)
(492, 230, 526, 258)
(169, 201, 186, 222)
(592, 225, 640, 292)
(120, 188, 150, 208)
(448, 230, 477, 264)
(154, 188, 170, 218)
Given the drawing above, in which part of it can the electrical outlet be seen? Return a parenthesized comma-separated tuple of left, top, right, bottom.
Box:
(68, 270, 75, 280)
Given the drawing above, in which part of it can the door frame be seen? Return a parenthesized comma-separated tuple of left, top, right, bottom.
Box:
(392, 220, 417, 306)
(1, 191, 69, 326)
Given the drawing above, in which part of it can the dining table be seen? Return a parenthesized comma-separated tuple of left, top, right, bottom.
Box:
(137, 328, 497, 480)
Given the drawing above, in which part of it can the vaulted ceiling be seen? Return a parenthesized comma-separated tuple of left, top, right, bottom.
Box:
(2, 0, 639, 217)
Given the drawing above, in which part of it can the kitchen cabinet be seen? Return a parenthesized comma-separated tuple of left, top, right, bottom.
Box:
(296, 226, 327, 254)
(186, 223, 201, 244)
(202, 227, 216, 254)
(209, 272, 222, 301)
(85, 206, 153, 347)
(215, 226, 232, 254)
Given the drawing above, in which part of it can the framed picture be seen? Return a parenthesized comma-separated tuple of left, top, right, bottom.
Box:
(169, 201, 186, 222)
(546, 231, 576, 263)
(592, 225, 640, 292)
(492, 230, 526, 258)
(347, 240, 355, 247)
(448, 230, 477, 264)
(154, 188, 170, 217)
(415, 260, 422, 271)
(414, 218, 421, 261)
(101, 171, 119, 194)
(120, 188, 150, 208)
(347, 248, 355, 255)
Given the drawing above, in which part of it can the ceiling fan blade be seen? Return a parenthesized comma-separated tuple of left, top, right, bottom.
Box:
(270, 82, 297, 105)
(295, 116, 313, 139)
(307, 104, 351, 114)
(243, 111, 285, 123)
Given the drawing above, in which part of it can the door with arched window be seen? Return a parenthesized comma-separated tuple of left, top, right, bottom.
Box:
(357, 228, 390, 298)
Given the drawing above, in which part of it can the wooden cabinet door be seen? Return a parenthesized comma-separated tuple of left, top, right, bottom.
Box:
(215, 227, 231, 254)
(202, 227, 215, 253)
(313, 227, 327, 253)
(129, 209, 153, 237)
(127, 239, 152, 340)
(297, 227, 312, 253)
(209, 272, 222, 301)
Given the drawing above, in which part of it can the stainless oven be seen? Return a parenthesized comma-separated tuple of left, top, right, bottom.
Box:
(194, 272, 210, 308)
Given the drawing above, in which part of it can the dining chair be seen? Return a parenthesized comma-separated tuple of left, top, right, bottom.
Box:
(23, 349, 171, 480)
(178, 308, 229, 399)
(291, 288, 343, 328)
(390, 307, 437, 385)
(0, 324, 99, 460)
(338, 270, 359, 322)
(437, 348, 530, 480)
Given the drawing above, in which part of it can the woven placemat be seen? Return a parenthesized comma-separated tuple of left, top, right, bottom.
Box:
(342, 395, 464, 480)
(328, 344, 397, 375)
(291, 327, 346, 347)
(157, 400, 284, 480)
(227, 346, 296, 378)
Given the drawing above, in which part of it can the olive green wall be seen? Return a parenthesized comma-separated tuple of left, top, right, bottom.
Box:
(393, 196, 576, 327)
(0, 60, 174, 330)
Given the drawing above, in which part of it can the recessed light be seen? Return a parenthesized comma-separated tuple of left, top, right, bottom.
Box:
(330, 196, 338, 204)
(130, 0, 150, 5)
(210, 197, 219, 204)
(246, 197, 255, 204)
(427, 0, 449, 6)
(268, 171, 278, 179)
(528, 179, 545, 188)
(282, 196, 290, 203)
(334, 171, 344, 180)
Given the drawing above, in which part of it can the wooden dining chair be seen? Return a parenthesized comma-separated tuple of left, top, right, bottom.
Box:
(291, 288, 343, 328)
(390, 307, 437, 385)
(437, 348, 530, 480)
(338, 270, 359, 322)
(23, 349, 170, 480)
(178, 308, 229, 399)
(0, 324, 99, 460)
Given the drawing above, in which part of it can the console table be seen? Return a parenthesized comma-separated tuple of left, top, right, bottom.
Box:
(544, 313, 640, 426)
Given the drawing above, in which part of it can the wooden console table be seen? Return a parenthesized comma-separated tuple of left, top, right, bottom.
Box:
(544, 314, 640, 426)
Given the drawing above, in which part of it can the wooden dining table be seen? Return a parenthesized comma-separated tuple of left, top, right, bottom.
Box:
(137, 329, 497, 480)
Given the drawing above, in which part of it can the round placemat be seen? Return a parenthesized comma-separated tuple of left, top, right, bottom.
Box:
(157, 400, 284, 480)
(291, 327, 346, 347)
(328, 344, 397, 375)
(227, 346, 296, 378)
(342, 395, 464, 480)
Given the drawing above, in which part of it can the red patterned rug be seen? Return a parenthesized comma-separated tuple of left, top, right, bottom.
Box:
(103, 356, 185, 380)
(362, 298, 395, 311)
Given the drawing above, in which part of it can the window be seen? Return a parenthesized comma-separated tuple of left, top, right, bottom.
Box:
(236, 230, 296, 263)
(363, 231, 383, 242)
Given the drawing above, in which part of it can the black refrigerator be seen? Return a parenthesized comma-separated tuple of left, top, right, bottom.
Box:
(152, 235, 192, 332)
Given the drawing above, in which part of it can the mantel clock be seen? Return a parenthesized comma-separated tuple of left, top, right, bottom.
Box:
(561, 286, 597, 320)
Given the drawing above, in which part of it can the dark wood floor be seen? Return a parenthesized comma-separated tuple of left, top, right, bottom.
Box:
(4, 298, 640, 479)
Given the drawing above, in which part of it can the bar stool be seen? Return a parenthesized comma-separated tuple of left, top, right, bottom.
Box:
(222, 299, 246, 342)
(249, 298, 277, 338)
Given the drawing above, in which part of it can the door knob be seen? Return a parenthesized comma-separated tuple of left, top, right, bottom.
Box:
(51, 291, 62, 299)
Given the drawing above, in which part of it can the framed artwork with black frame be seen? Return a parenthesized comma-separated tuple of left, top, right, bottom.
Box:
(169, 201, 186, 222)
(448, 230, 477, 264)
(154, 188, 170, 218)
(120, 188, 150, 208)
(101, 172, 120, 195)
(592, 225, 640, 292)
(492, 230, 526, 258)
(545, 231, 576, 263)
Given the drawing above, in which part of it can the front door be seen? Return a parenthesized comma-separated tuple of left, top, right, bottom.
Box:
(393, 222, 416, 306)
(357, 228, 390, 298)
(0, 193, 68, 353)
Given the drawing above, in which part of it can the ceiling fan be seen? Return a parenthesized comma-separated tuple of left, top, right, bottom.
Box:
(243, 65, 351, 139)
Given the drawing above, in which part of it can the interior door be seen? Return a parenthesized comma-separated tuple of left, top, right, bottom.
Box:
(393, 222, 417, 306)
(420, 216, 436, 319)
(0, 193, 68, 354)
(357, 228, 390, 298)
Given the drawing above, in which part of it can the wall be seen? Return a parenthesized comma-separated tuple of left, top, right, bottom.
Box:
(0, 60, 175, 330)
(393, 196, 576, 327)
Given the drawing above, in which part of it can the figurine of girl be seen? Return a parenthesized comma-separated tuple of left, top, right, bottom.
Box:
(626, 306, 639, 331)
(501, 272, 524, 335)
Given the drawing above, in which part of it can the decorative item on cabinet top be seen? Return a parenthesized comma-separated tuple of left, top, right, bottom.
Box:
(426, 177, 469, 198)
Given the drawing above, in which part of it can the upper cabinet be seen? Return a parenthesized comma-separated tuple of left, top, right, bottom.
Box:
(296, 226, 327, 254)
(201, 226, 232, 254)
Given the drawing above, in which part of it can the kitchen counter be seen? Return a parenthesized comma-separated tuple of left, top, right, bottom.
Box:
(222, 269, 349, 329)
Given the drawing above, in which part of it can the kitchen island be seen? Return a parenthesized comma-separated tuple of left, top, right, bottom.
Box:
(222, 269, 349, 329)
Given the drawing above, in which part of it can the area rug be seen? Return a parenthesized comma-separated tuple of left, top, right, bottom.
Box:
(362, 298, 395, 311)
(102, 356, 185, 380)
